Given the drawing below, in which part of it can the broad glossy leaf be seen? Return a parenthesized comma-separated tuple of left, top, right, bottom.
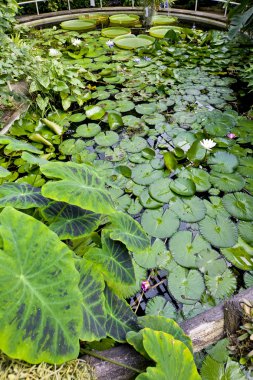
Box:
(221, 238, 253, 270)
(0, 166, 10, 178)
(85, 230, 135, 289)
(41, 201, 101, 239)
(108, 111, 123, 130)
(163, 151, 177, 171)
(141, 208, 180, 239)
(0, 207, 82, 364)
(201, 356, 247, 380)
(199, 215, 238, 248)
(136, 329, 201, 380)
(104, 287, 138, 342)
(76, 259, 106, 341)
(41, 162, 115, 214)
(107, 211, 150, 253)
(85, 105, 105, 120)
(0, 183, 48, 209)
(0, 136, 42, 154)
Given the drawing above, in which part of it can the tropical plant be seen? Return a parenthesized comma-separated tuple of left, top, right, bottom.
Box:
(227, 0, 253, 39)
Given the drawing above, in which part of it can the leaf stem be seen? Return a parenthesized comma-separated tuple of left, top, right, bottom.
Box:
(81, 348, 144, 374)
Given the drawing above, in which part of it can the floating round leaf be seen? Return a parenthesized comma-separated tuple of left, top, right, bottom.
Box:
(170, 231, 210, 268)
(120, 137, 147, 153)
(199, 215, 238, 248)
(145, 297, 177, 319)
(205, 269, 237, 300)
(75, 123, 101, 138)
(132, 164, 163, 185)
(149, 178, 175, 203)
(149, 26, 180, 39)
(139, 189, 163, 209)
(94, 131, 119, 147)
(179, 168, 211, 192)
(101, 27, 131, 38)
(61, 19, 96, 31)
(85, 105, 105, 120)
(109, 14, 140, 26)
(168, 266, 205, 305)
(221, 238, 253, 270)
(222, 192, 253, 221)
(114, 35, 155, 50)
(238, 157, 253, 178)
(196, 248, 227, 276)
(152, 15, 177, 25)
(115, 100, 135, 113)
(208, 151, 238, 174)
(136, 103, 157, 115)
(209, 172, 245, 193)
(170, 178, 196, 196)
(238, 221, 253, 246)
(169, 196, 206, 223)
(141, 208, 180, 239)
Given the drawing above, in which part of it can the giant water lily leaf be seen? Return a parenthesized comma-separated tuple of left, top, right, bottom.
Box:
(222, 192, 253, 221)
(101, 27, 131, 38)
(132, 164, 163, 185)
(0, 207, 82, 364)
(61, 19, 96, 31)
(41, 201, 101, 239)
(104, 287, 138, 342)
(0, 183, 48, 209)
(41, 162, 115, 214)
(209, 172, 245, 192)
(141, 209, 179, 239)
(199, 215, 238, 248)
(221, 238, 253, 270)
(85, 230, 135, 289)
(170, 196, 206, 222)
(208, 152, 238, 174)
(114, 35, 155, 50)
(76, 259, 106, 341)
(149, 178, 175, 203)
(107, 211, 150, 253)
(170, 231, 210, 268)
(168, 265, 205, 305)
(136, 329, 201, 380)
(205, 269, 237, 300)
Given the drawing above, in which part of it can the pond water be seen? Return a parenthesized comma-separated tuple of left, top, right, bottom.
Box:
(8, 20, 253, 322)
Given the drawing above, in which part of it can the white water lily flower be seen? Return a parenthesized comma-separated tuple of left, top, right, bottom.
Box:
(49, 48, 61, 57)
(106, 40, 114, 48)
(72, 38, 82, 46)
(200, 139, 216, 151)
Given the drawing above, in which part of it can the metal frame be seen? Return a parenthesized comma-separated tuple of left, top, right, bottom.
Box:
(17, 0, 240, 17)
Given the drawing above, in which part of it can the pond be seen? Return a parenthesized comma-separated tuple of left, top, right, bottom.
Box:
(0, 11, 253, 370)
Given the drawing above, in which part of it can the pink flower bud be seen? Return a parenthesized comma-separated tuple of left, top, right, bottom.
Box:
(227, 133, 236, 139)
(141, 280, 150, 292)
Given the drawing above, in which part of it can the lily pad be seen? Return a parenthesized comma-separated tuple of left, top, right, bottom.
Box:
(85, 105, 105, 120)
(170, 178, 196, 196)
(238, 221, 253, 246)
(169, 196, 206, 223)
(222, 192, 253, 221)
(75, 123, 101, 138)
(101, 27, 131, 38)
(221, 238, 253, 270)
(141, 208, 179, 239)
(114, 35, 155, 50)
(149, 178, 175, 203)
(139, 189, 163, 209)
(95, 131, 119, 147)
(209, 172, 245, 193)
(120, 137, 147, 153)
(199, 215, 238, 248)
(132, 164, 163, 185)
(61, 19, 96, 31)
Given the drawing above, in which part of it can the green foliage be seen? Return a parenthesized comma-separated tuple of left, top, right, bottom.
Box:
(0, 0, 18, 33)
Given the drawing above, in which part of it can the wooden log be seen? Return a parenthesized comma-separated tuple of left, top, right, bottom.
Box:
(83, 287, 253, 379)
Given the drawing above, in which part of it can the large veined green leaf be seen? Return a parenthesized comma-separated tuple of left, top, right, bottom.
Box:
(201, 356, 247, 380)
(207, 151, 238, 173)
(107, 211, 150, 254)
(0, 207, 82, 364)
(136, 329, 201, 380)
(209, 172, 245, 192)
(169, 196, 206, 222)
(199, 215, 238, 248)
(104, 287, 138, 342)
(141, 209, 180, 239)
(170, 231, 211, 268)
(41, 201, 101, 240)
(41, 162, 115, 214)
(85, 230, 135, 290)
(221, 238, 253, 270)
(222, 192, 253, 221)
(138, 316, 193, 353)
(205, 269, 237, 300)
(0, 135, 42, 154)
(0, 183, 48, 209)
(168, 266, 205, 304)
(76, 259, 106, 341)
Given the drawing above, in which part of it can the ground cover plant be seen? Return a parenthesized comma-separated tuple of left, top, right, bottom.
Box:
(0, 4, 253, 377)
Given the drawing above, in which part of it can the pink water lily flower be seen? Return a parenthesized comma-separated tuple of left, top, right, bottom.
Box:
(200, 139, 216, 151)
(227, 133, 236, 139)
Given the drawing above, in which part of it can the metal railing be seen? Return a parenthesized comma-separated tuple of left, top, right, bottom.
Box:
(17, 0, 240, 17)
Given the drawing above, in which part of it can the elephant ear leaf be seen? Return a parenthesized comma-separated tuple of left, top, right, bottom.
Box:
(41, 162, 115, 214)
(107, 211, 150, 253)
(0, 207, 82, 364)
(136, 329, 201, 380)
(0, 183, 48, 209)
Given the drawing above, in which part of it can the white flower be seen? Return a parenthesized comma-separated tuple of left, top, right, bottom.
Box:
(72, 38, 82, 46)
(49, 48, 61, 57)
(133, 58, 141, 63)
(200, 139, 216, 151)
(106, 40, 114, 48)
